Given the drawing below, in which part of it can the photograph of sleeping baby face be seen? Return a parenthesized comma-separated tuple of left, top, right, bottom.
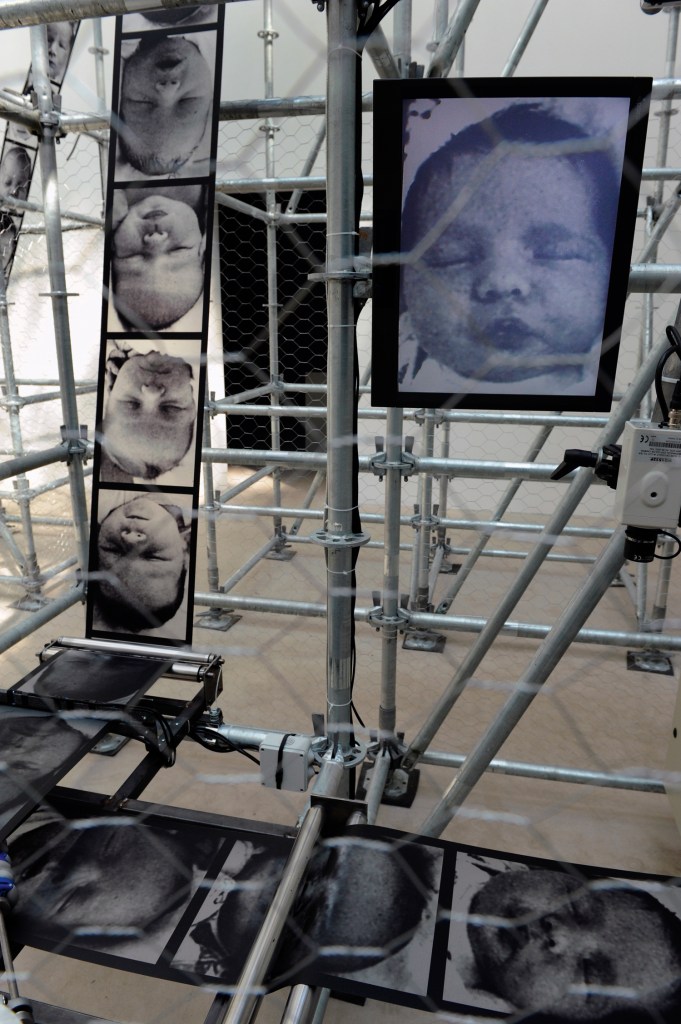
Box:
(115, 31, 216, 180)
(108, 185, 208, 333)
(92, 491, 193, 641)
(99, 338, 201, 488)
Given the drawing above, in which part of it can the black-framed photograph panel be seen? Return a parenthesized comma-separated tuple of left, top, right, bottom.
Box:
(371, 77, 651, 412)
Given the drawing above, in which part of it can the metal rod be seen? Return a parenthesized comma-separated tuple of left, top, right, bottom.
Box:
(364, 23, 400, 79)
(419, 749, 666, 794)
(402, 325, 679, 771)
(0, 909, 19, 1000)
(378, 407, 404, 739)
(0, 263, 44, 604)
(193, 589, 681, 651)
(393, 0, 412, 77)
(324, 0, 360, 758)
(420, 528, 628, 837)
(427, 0, 482, 78)
(0, 0, 222, 28)
(501, 0, 550, 77)
(262, 0, 284, 548)
(435, 422, 554, 613)
(221, 804, 324, 1024)
(31, 24, 90, 581)
(203, 445, 601, 480)
(56, 635, 215, 664)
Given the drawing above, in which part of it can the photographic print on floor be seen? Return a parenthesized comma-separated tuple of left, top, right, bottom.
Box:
(0, 707, 107, 842)
(7, 815, 681, 1021)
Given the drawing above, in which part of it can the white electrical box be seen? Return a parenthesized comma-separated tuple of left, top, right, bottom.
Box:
(260, 734, 314, 792)
(613, 421, 681, 529)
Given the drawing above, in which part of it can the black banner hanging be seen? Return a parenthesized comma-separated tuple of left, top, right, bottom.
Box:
(86, 4, 225, 646)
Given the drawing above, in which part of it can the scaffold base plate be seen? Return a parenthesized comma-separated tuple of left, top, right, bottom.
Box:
(627, 649, 674, 675)
(194, 611, 242, 632)
(402, 631, 447, 653)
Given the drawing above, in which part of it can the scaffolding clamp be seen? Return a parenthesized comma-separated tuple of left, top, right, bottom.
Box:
(311, 527, 371, 548)
(370, 435, 416, 480)
(366, 603, 410, 633)
(60, 424, 88, 463)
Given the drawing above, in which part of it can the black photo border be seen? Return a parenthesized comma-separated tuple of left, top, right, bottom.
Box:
(371, 77, 651, 412)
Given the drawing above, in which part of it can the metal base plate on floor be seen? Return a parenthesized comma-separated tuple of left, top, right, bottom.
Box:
(627, 649, 674, 675)
(194, 611, 242, 632)
(91, 733, 130, 756)
(11, 593, 50, 611)
(403, 630, 447, 653)
(438, 560, 461, 574)
(266, 547, 296, 561)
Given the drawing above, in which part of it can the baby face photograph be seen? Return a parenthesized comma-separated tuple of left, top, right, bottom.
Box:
(0, 707, 104, 841)
(115, 30, 217, 181)
(91, 490, 194, 642)
(98, 337, 201, 488)
(107, 185, 208, 333)
(0, 145, 32, 202)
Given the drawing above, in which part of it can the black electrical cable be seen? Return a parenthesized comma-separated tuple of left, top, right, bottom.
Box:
(191, 725, 261, 765)
(656, 326, 681, 425)
(654, 531, 681, 559)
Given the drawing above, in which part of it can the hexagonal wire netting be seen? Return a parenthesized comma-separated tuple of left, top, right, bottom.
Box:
(0, 4, 681, 1024)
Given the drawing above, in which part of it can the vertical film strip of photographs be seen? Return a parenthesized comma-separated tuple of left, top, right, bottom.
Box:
(0, 21, 80, 283)
(86, 5, 225, 645)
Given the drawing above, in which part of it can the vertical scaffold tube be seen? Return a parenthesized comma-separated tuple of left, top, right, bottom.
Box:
(324, 0, 359, 759)
(30, 25, 90, 580)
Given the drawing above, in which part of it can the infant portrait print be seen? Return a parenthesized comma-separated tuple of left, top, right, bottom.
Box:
(92, 490, 193, 640)
(0, 146, 32, 203)
(99, 338, 200, 488)
(398, 96, 629, 399)
(115, 31, 216, 180)
(108, 185, 207, 332)
(45, 21, 77, 83)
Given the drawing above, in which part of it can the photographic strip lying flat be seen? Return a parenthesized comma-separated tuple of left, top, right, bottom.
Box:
(7, 805, 681, 1021)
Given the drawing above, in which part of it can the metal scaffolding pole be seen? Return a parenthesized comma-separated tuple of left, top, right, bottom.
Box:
(262, 0, 285, 549)
(420, 527, 629, 837)
(501, 0, 550, 77)
(402, 324, 677, 772)
(29, 24, 90, 580)
(321, 0, 363, 761)
(0, 267, 45, 608)
(434, 422, 555, 614)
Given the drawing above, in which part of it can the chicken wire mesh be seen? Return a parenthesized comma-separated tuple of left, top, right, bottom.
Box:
(0, 3, 679, 1024)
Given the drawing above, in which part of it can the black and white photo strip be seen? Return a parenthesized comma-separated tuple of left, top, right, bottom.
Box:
(88, 5, 224, 646)
(7, 803, 293, 981)
(0, 706, 106, 842)
(7, 646, 172, 712)
(5, 817, 681, 1018)
(87, 489, 196, 644)
(0, 21, 79, 282)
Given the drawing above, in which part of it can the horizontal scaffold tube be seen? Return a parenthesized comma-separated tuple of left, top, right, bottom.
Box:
(194, 590, 681, 650)
(208, 725, 667, 795)
(0, 0, 219, 28)
(203, 447, 599, 482)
